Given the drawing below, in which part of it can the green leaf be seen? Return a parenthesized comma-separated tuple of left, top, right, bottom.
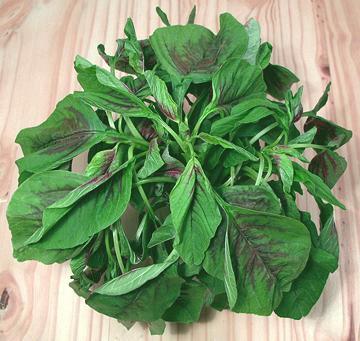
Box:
(277, 154, 294, 193)
(163, 280, 207, 323)
(256, 42, 272, 69)
(149, 13, 248, 83)
(293, 162, 345, 209)
(285, 86, 303, 122)
(74, 56, 155, 119)
(123, 18, 144, 74)
(202, 218, 227, 280)
(315, 83, 331, 112)
(210, 58, 266, 110)
(148, 319, 166, 335)
(15, 95, 107, 174)
(198, 133, 258, 161)
(318, 202, 339, 271)
(275, 247, 336, 319)
(203, 185, 282, 280)
(6, 171, 88, 263)
(30, 161, 134, 249)
(210, 96, 279, 136)
(170, 159, 222, 265)
(224, 226, 237, 309)
(308, 150, 347, 188)
(304, 116, 352, 150)
(114, 221, 138, 264)
(144, 70, 178, 121)
(95, 250, 179, 295)
(150, 24, 215, 83)
(269, 180, 301, 220)
(243, 18, 261, 65)
(156, 6, 170, 26)
(187, 6, 196, 24)
(288, 126, 317, 145)
(138, 139, 165, 179)
(220, 185, 282, 214)
(86, 266, 184, 322)
(263, 64, 299, 100)
(85, 148, 118, 178)
(148, 216, 176, 247)
(227, 205, 311, 315)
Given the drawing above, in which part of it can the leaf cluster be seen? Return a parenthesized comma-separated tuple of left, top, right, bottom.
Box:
(7, 7, 352, 334)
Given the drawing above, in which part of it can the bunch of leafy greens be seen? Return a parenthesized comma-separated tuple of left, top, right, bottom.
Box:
(7, 7, 351, 335)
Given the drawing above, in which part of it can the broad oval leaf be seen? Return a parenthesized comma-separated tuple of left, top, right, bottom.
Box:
(29, 160, 134, 249)
(210, 58, 266, 110)
(308, 150, 347, 188)
(220, 185, 282, 214)
(150, 13, 248, 83)
(6, 171, 88, 263)
(263, 64, 299, 100)
(16, 95, 107, 174)
(304, 116, 352, 150)
(275, 247, 336, 319)
(227, 205, 311, 315)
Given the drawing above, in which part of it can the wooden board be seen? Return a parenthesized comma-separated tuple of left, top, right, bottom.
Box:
(0, 0, 359, 340)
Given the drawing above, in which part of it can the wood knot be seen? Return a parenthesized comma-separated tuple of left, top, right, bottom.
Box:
(0, 289, 9, 310)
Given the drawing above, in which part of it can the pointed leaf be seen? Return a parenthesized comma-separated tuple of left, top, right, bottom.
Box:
(293, 162, 345, 209)
(170, 159, 222, 265)
(144, 70, 178, 121)
(224, 227, 237, 309)
(95, 250, 179, 295)
(198, 133, 258, 161)
(138, 139, 165, 178)
(156, 7, 170, 26)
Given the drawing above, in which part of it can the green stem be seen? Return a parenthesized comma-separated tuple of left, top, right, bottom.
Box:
(192, 105, 216, 136)
(136, 176, 177, 186)
(249, 122, 279, 145)
(230, 167, 235, 186)
(106, 112, 116, 129)
(267, 131, 285, 149)
(105, 130, 148, 148)
(106, 60, 117, 130)
(123, 116, 145, 141)
(105, 229, 115, 264)
(243, 166, 258, 182)
(112, 225, 126, 274)
(255, 153, 265, 186)
(155, 118, 187, 154)
(263, 153, 273, 181)
(289, 143, 328, 150)
(134, 173, 161, 225)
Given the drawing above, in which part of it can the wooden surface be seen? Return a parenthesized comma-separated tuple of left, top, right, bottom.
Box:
(0, 0, 359, 340)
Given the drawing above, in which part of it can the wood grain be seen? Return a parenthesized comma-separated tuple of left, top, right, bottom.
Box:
(0, 0, 359, 340)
